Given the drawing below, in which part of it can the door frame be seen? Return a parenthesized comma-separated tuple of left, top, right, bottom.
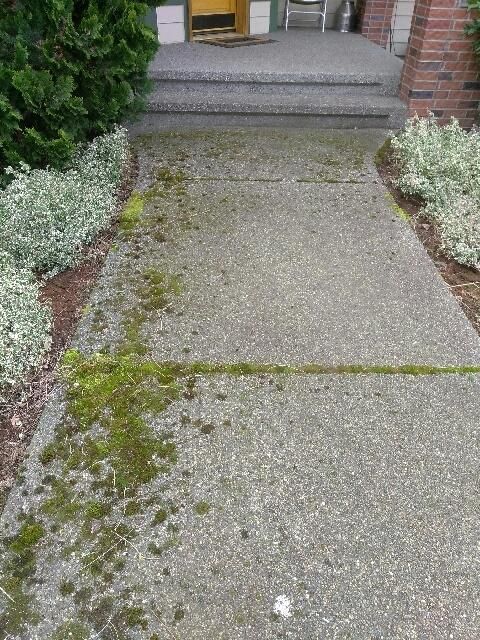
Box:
(187, 0, 250, 40)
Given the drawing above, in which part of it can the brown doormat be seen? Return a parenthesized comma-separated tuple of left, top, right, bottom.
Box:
(198, 36, 277, 47)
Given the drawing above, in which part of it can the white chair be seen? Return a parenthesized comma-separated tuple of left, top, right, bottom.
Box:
(284, 0, 328, 32)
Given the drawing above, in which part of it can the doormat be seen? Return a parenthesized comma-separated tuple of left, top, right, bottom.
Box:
(199, 36, 277, 47)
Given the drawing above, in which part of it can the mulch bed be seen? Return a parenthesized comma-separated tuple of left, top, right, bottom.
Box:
(0, 158, 137, 510)
(377, 150, 480, 337)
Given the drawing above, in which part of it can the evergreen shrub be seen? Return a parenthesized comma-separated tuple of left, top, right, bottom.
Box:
(0, 1, 157, 176)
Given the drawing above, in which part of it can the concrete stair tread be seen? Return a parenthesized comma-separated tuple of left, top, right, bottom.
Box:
(149, 69, 396, 86)
(147, 91, 407, 116)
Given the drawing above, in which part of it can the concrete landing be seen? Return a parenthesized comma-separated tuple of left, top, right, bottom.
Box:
(1, 128, 480, 639)
(149, 30, 404, 87)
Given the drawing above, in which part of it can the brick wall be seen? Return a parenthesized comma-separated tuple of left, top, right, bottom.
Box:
(399, 0, 480, 127)
(360, 0, 396, 47)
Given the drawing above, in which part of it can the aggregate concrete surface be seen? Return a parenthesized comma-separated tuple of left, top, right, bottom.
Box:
(1, 128, 479, 640)
(148, 31, 404, 86)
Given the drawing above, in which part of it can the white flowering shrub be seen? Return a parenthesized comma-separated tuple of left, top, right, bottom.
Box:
(0, 252, 52, 393)
(391, 115, 480, 268)
(0, 127, 129, 277)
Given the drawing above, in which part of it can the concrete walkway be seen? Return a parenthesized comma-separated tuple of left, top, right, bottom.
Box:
(1, 129, 480, 639)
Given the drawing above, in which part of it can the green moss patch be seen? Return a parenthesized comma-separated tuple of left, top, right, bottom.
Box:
(194, 501, 211, 516)
(117, 269, 182, 357)
(59, 580, 75, 597)
(7, 521, 45, 552)
(115, 361, 480, 377)
(61, 350, 179, 489)
(40, 478, 82, 524)
(152, 508, 168, 526)
(139, 268, 183, 312)
(1, 520, 44, 633)
(143, 167, 187, 202)
(3, 343, 480, 634)
(0, 349, 188, 632)
(119, 308, 149, 357)
(375, 138, 392, 168)
(122, 605, 148, 629)
(81, 523, 137, 576)
(385, 193, 411, 222)
(0, 575, 40, 635)
(119, 191, 145, 235)
(51, 622, 90, 640)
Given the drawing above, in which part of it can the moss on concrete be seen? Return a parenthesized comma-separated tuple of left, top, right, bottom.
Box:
(139, 268, 182, 312)
(0, 520, 45, 633)
(40, 478, 82, 524)
(194, 500, 211, 516)
(375, 138, 392, 168)
(385, 192, 411, 222)
(7, 520, 45, 552)
(119, 191, 145, 235)
(61, 350, 179, 489)
(51, 622, 90, 640)
(151, 361, 480, 376)
(119, 308, 149, 357)
(143, 167, 187, 203)
(59, 579, 75, 597)
(152, 508, 169, 526)
(0, 575, 40, 635)
(122, 605, 148, 629)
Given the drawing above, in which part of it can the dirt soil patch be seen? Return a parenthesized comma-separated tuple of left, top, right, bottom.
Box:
(0, 159, 137, 511)
(377, 147, 480, 337)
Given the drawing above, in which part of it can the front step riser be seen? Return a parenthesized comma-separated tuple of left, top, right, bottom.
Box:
(151, 79, 400, 97)
(132, 112, 407, 132)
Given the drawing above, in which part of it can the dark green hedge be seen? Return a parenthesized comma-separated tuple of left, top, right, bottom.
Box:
(0, 1, 158, 174)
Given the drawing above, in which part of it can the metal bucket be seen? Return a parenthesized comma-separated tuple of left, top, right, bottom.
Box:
(335, 0, 356, 32)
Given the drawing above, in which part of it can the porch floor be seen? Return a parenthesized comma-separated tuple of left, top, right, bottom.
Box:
(151, 28, 404, 85)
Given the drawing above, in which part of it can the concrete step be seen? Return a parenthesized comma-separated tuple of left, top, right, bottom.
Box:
(143, 91, 407, 129)
(149, 70, 400, 97)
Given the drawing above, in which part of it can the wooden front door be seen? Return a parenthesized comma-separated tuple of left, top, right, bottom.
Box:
(191, 0, 237, 35)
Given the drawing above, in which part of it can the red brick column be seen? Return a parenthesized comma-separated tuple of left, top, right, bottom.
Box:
(360, 0, 396, 47)
(399, 0, 480, 128)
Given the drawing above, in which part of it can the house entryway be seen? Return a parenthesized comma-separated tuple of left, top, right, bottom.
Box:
(189, 0, 249, 39)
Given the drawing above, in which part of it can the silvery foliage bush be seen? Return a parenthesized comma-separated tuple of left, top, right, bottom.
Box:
(0, 251, 51, 393)
(0, 127, 129, 277)
(391, 114, 480, 268)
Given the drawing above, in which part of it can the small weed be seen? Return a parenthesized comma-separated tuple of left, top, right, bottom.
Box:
(59, 579, 75, 597)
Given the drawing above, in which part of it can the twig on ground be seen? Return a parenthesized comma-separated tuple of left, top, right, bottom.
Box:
(449, 281, 480, 288)
(0, 585, 15, 603)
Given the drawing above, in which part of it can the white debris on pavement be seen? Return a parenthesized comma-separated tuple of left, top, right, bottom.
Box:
(273, 595, 293, 618)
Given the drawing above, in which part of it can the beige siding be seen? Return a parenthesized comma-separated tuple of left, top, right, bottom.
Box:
(389, 0, 414, 56)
